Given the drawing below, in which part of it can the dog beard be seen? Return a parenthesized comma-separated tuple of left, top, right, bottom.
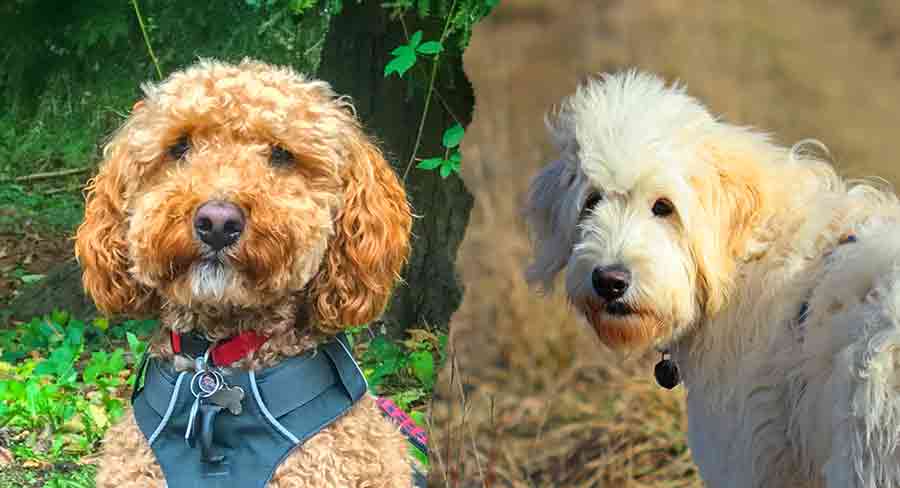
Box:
(190, 259, 235, 301)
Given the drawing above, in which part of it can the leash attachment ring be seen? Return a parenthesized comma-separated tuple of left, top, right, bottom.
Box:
(190, 369, 224, 399)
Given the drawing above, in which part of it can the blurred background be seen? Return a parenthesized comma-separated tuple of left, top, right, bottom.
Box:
(433, 0, 900, 486)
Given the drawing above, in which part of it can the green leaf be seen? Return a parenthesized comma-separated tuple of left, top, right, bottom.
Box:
(439, 164, 452, 179)
(50, 310, 70, 327)
(409, 350, 435, 388)
(391, 388, 426, 411)
(20, 274, 45, 284)
(83, 365, 100, 384)
(38, 320, 62, 340)
(366, 337, 402, 360)
(442, 123, 464, 149)
(416, 158, 443, 170)
(409, 410, 426, 427)
(92, 317, 110, 331)
(106, 398, 124, 421)
(66, 320, 85, 346)
(416, 41, 443, 55)
(126, 332, 146, 357)
(438, 333, 448, 361)
(0, 350, 25, 363)
(416, 0, 431, 18)
(409, 30, 423, 48)
(383, 47, 417, 78)
(390, 44, 411, 56)
(411, 444, 429, 467)
(25, 381, 40, 417)
(108, 349, 126, 371)
(287, 0, 316, 14)
(35, 345, 78, 378)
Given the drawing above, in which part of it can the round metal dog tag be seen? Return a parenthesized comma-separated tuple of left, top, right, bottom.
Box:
(191, 370, 223, 398)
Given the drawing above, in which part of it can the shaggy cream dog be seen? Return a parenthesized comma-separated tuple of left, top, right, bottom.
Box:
(526, 71, 900, 488)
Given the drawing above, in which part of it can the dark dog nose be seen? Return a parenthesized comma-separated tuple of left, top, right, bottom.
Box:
(193, 200, 245, 250)
(592, 265, 631, 300)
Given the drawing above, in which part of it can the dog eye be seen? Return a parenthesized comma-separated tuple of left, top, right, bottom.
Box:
(652, 198, 675, 217)
(269, 145, 295, 167)
(581, 192, 604, 218)
(167, 136, 190, 160)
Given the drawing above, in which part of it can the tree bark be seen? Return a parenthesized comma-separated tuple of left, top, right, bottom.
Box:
(318, 1, 474, 337)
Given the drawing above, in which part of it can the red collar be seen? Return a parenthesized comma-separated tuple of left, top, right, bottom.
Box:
(170, 330, 269, 367)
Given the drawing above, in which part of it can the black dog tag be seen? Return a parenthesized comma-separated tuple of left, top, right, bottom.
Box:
(654, 355, 680, 389)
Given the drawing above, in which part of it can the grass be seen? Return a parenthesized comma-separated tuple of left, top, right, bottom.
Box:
(431, 0, 900, 486)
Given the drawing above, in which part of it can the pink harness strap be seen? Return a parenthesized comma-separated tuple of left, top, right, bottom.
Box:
(376, 397, 428, 454)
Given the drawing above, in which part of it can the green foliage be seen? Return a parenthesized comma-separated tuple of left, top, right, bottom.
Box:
(385, 30, 445, 78)
(244, 0, 339, 16)
(0, 183, 84, 232)
(0, 312, 153, 461)
(417, 123, 464, 178)
(43, 466, 96, 488)
(382, 0, 498, 50)
(0, 0, 333, 192)
(349, 327, 446, 412)
(0, 311, 442, 480)
(379, 0, 494, 180)
(347, 326, 445, 467)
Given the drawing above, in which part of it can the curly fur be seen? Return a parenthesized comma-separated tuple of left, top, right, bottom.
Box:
(527, 71, 900, 487)
(75, 58, 413, 487)
(95, 396, 410, 488)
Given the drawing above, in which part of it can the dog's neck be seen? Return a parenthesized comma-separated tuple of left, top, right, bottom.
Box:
(150, 299, 329, 370)
(671, 171, 869, 408)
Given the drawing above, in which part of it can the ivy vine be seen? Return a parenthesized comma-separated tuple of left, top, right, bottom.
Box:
(239, 0, 497, 180)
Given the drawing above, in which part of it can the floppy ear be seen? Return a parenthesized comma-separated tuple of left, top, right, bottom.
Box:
(524, 157, 590, 291)
(690, 144, 768, 315)
(74, 133, 156, 316)
(306, 132, 412, 333)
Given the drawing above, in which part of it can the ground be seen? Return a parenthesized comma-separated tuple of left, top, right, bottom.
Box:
(0, 230, 73, 309)
(432, 0, 900, 486)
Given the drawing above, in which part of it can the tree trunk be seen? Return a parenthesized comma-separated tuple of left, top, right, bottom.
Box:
(318, 1, 474, 337)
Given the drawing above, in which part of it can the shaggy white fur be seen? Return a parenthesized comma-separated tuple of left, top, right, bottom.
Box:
(526, 70, 900, 488)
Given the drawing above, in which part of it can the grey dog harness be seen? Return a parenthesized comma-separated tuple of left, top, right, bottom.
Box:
(132, 334, 367, 488)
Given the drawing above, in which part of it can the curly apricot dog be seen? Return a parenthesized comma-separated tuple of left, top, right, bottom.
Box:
(527, 71, 900, 487)
(75, 59, 413, 487)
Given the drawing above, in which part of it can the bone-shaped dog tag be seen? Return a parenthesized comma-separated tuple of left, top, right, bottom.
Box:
(209, 385, 244, 415)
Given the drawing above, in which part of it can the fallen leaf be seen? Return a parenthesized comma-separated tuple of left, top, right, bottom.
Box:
(88, 404, 109, 430)
(62, 413, 86, 433)
(0, 447, 13, 467)
(22, 458, 50, 469)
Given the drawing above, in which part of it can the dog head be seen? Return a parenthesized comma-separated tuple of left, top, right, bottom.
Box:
(525, 71, 777, 349)
(75, 58, 412, 334)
